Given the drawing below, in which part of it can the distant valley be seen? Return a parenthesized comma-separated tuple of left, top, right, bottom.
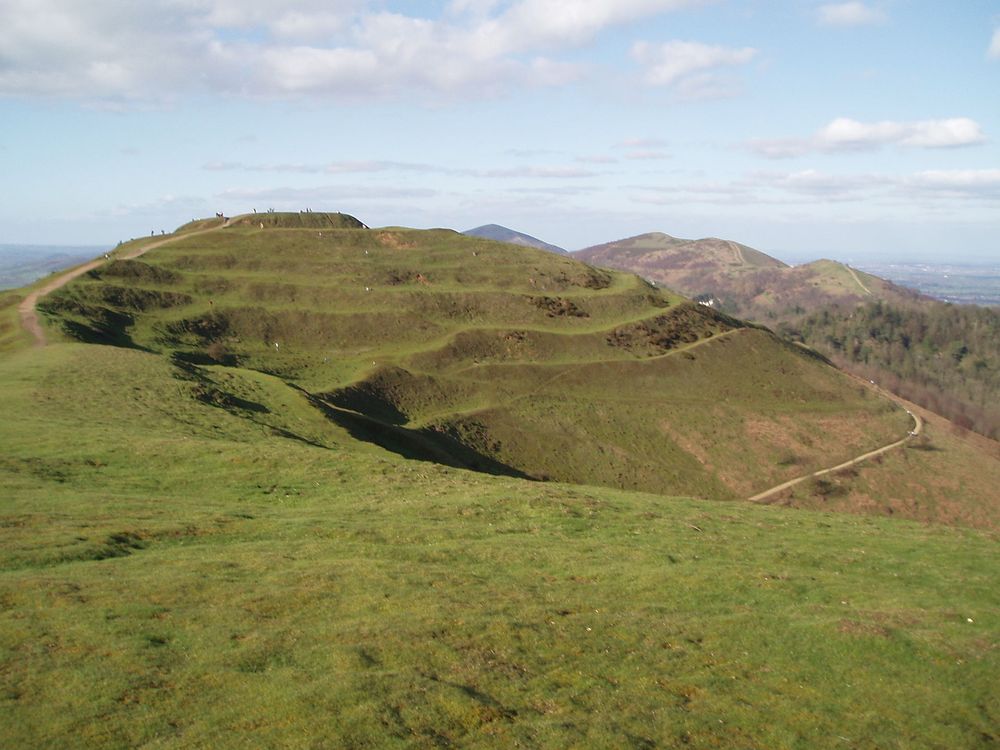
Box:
(0, 244, 104, 290)
(857, 262, 1000, 306)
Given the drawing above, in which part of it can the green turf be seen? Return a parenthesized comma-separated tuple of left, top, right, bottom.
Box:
(3, 215, 995, 748)
(0, 343, 997, 749)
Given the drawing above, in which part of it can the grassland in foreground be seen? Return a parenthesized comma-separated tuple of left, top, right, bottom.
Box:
(0, 333, 996, 749)
(0, 218, 997, 748)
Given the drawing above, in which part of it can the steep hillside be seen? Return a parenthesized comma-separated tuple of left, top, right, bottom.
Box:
(463, 224, 568, 254)
(576, 232, 1000, 440)
(790, 300, 1000, 439)
(36, 213, 909, 502)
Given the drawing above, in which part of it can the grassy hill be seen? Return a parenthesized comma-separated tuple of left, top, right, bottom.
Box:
(33, 214, 912, 501)
(1, 214, 998, 747)
(577, 232, 1000, 440)
(1, 346, 997, 749)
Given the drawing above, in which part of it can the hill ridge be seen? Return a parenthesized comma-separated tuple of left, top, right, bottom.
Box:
(28, 216, 919, 504)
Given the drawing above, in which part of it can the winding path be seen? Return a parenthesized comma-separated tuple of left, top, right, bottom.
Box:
(845, 265, 872, 296)
(749, 397, 922, 503)
(18, 222, 226, 347)
(727, 241, 746, 266)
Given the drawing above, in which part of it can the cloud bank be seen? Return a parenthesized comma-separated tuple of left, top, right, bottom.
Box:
(750, 117, 986, 158)
(0, 0, 706, 102)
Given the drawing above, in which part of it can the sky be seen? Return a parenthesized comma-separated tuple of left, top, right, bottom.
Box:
(1, 0, 998, 262)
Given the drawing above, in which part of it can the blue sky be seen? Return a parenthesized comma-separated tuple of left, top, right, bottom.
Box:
(1, 0, 997, 262)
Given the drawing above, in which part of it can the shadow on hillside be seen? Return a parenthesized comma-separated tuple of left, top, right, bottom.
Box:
(298, 387, 532, 479)
(35, 295, 148, 350)
(58, 313, 144, 350)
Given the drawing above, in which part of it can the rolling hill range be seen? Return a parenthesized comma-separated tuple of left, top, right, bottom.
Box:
(576, 232, 923, 319)
(577, 232, 1000, 440)
(1, 213, 998, 747)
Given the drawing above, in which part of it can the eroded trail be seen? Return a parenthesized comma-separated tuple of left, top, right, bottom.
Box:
(18, 223, 225, 347)
(845, 265, 872, 296)
(749, 392, 922, 503)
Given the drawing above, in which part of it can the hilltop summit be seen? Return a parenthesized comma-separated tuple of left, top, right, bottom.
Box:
(463, 224, 568, 255)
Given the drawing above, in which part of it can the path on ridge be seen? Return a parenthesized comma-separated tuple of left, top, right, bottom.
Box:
(846, 265, 873, 296)
(18, 222, 226, 347)
(727, 241, 746, 265)
(749, 384, 922, 503)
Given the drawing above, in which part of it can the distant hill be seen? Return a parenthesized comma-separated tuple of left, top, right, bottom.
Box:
(577, 231, 1000, 439)
(463, 224, 568, 254)
(576, 233, 921, 316)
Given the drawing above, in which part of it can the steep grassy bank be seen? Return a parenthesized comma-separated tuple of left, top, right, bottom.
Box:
(0, 343, 997, 749)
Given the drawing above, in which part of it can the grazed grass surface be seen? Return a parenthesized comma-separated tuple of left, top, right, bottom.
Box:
(1, 344, 997, 749)
(3, 217, 998, 747)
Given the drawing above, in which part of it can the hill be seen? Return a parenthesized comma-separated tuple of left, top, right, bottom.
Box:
(0, 214, 998, 746)
(463, 224, 568, 255)
(576, 233, 919, 317)
(31, 213, 916, 503)
(1, 213, 999, 743)
(577, 232, 1000, 440)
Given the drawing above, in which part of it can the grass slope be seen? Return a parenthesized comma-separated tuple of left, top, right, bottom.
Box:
(575, 231, 1000, 504)
(33, 215, 908, 503)
(1, 343, 997, 748)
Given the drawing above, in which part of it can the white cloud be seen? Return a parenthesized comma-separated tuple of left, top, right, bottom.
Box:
(617, 136, 668, 148)
(631, 168, 1000, 209)
(485, 0, 706, 53)
(203, 159, 599, 179)
(0, 0, 702, 102)
(817, 2, 886, 28)
(624, 150, 670, 161)
(750, 117, 986, 158)
(989, 28, 1000, 59)
(478, 165, 598, 178)
(218, 185, 439, 205)
(907, 169, 1000, 197)
(631, 40, 757, 90)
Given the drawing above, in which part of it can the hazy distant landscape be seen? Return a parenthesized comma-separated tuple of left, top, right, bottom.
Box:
(0, 244, 104, 290)
(857, 263, 1000, 306)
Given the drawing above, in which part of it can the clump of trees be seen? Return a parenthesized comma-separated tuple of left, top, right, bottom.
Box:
(783, 301, 1000, 440)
